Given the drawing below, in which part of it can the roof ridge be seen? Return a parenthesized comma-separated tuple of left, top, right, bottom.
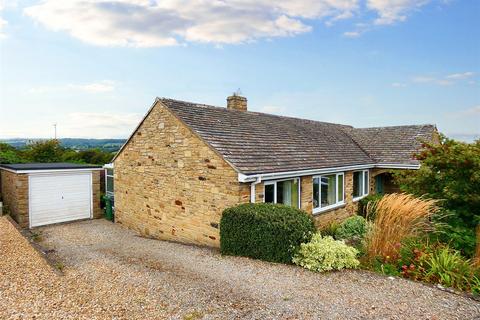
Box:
(158, 97, 353, 128)
(354, 124, 436, 130)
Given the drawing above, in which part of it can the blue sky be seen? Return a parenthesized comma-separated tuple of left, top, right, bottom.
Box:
(0, 0, 479, 141)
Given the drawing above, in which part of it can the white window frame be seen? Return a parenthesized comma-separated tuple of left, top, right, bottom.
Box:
(313, 172, 345, 214)
(352, 170, 369, 202)
(263, 177, 301, 209)
(105, 168, 114, 198)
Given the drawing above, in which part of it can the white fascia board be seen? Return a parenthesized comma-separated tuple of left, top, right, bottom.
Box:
(14, 168, 103, 174)
(238, 164, 376, 183)
(375, 163, 420, 169)
(103, 163, 114, 169)
(238, 163, 420, 182)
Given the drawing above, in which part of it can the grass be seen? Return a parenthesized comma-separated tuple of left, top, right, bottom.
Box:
(30, 231, 43, 242)
(365, 193, 439, 259)
(55, 262, 65, 272)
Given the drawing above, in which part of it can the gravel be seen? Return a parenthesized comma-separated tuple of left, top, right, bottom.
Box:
(1, 217, 479, 319)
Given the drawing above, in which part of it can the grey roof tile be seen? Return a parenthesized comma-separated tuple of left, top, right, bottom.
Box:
(160, 98, 435, 175)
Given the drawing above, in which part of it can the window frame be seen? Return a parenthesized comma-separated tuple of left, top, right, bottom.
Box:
(352, 169, 369, 202)
(105, 168, 114, 198)
(312, 172, 345, 214)
(263, 177, 301, 209)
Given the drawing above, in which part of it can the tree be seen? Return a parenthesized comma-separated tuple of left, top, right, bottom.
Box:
(24, 140, 65, 163)
(393, 135, 480, 256)
(0, 143, 25, 164)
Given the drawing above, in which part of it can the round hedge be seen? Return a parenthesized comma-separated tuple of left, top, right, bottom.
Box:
(220, 203, 316, 264)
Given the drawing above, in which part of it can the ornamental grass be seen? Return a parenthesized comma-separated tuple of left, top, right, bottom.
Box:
(365, 193, 439, 259)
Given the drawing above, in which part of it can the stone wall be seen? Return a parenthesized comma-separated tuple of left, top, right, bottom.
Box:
(92, 171, 103, 219)
(0, 170, 29, 228)
(114, 102, 249, 247)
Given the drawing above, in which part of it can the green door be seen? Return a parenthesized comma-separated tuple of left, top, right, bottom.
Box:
(376, 175, 384, 194)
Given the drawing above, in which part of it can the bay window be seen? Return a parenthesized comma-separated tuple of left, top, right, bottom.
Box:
(264, 178, 300, 209)
(313, 173, 344, 213)
(353, 170, 369, 200)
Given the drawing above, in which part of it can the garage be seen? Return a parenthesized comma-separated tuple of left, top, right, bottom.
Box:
(0, 163, 103, 228)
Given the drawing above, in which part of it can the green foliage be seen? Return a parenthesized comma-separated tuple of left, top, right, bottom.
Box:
(357, 194, 383, 220)
(23, 140, 65, 163)
(0, 140, 113, 165)
(0, 143, 26, 164)
(62, 148, 113, 164)
(431, 217, 476, 257)
(292, 233, 360, 272)
(367, 239, 480, 294)
(220, 203, 316, 264)
(393, 136, 480, 257)
(393, 136, 480, 227)
(422, 247, 474, 290)
(335, 215, 368, 243)
(319, 222, 340, 238)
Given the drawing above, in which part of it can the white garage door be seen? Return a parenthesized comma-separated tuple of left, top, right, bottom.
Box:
(29, 172, 92, 227)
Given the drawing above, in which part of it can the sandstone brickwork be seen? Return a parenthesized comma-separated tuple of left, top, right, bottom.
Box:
(0, 170, 29, 228)
(114, 103, 250, 247)
(92, 171, 103, 219)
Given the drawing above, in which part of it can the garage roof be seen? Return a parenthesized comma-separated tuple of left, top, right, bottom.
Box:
(0, 163, 102, 172)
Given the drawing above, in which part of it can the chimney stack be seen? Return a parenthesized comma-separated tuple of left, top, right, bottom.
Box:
(227, 92, 247, 112)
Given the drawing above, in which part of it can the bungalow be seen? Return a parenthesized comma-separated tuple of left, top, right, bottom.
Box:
(112, 95, 437, 247)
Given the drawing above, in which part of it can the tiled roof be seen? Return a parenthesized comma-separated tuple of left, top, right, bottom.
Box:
(346, 125, 436, 165)
(160, 98, 436, 175)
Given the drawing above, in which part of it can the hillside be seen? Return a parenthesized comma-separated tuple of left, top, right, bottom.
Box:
(1, 138, 126, 152)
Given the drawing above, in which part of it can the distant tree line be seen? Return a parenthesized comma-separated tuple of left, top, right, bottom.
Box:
(0, 140, 114, 165)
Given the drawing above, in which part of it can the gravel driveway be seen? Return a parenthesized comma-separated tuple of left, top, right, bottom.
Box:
(1, 217, 479, 319)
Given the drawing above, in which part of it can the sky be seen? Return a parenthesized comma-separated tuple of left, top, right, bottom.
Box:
(0, 0, 479, 141)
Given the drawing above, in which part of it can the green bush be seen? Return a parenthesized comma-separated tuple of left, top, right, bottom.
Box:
(319, 222, 340, 238)
(357, 194, 383, 219)
(422, 247, 475, 291)
(393, 136, 480, 258)
(220, 203, 316, 264)
(292, 233, 360, 272)
(335, 215, 368, 242)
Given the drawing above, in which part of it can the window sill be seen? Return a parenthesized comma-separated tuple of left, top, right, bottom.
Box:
(313, 203, 346, 215)
(352, 194, 368, 202)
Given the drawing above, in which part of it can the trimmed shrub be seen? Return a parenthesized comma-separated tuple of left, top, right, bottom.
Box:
(335, 215, 368, 242)
(293, 233, 360, 272)
(220, 203, 316, 263)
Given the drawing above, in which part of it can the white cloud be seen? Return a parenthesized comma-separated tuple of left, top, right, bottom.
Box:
(30, 80, 116, 94)
(343, 30, 361, 37)
(68, 80, 115, 93)
(411, 72, 475, 86)
(391, 82, 407, 88)
(445, 71, 475, 80)
(24, 0, 361, 47)
(59, 112, 143, 138)
(367, 0, 431, 25)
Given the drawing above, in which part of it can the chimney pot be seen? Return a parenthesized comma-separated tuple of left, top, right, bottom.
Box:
(227, 94, 247, 112)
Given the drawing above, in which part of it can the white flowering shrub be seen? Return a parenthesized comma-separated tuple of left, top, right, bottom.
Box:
(292, 233, 360, 272)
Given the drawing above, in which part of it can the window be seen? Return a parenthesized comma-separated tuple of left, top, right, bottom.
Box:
(313, 173, 344, 213)
(264, 178, 300, 209)
(105, 168, 114, 198)
(353, 170, 369, 200)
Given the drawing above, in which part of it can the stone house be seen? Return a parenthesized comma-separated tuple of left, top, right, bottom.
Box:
(112, 95, 437, 247)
